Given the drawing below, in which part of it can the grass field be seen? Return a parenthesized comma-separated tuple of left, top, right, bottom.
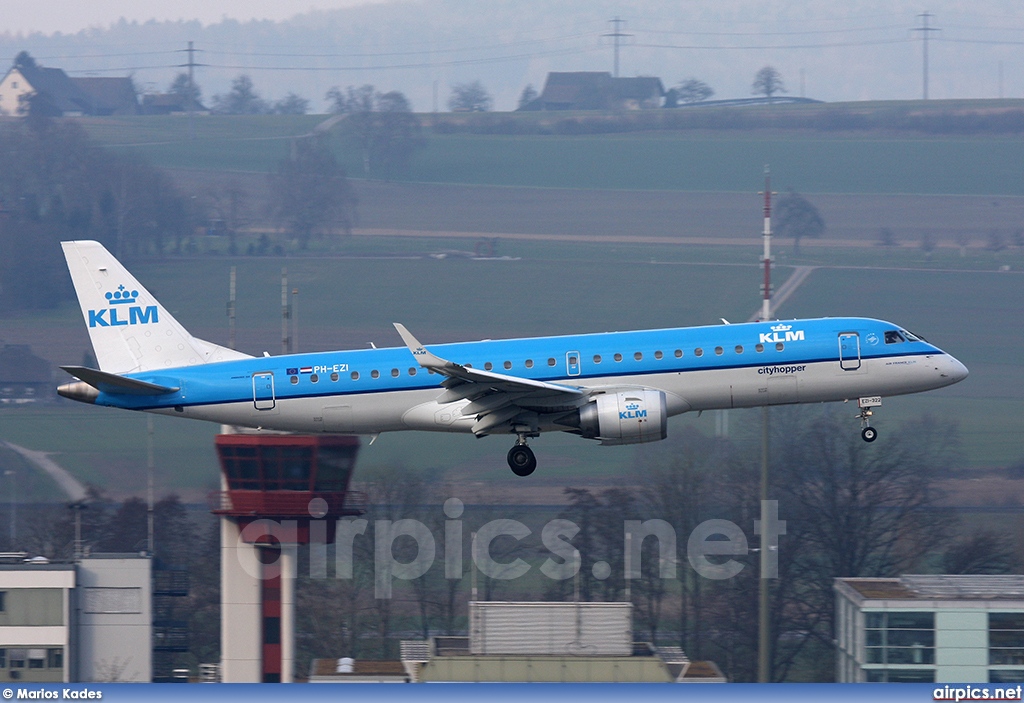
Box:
(79, 115, 1024, 196)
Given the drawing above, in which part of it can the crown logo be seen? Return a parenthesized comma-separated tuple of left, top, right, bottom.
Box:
(626, 403, 640, 410)
(105, 285, 139, 306)
(770, 323, 792, 332)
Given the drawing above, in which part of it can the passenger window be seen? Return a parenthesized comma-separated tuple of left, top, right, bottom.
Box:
(884, 331, 906, 344)
(351, 371, 359, 380)
(391, 369, 399, 377)
(330, 372, 339, 382)
(568, 355, 578, 365)
(547, 358, 556, 367)
(408, 368, 417, 376)
(525, 359, 534, 368)
(775, 342, 784, 351)
(694, 348, 703, 357)
(674, 349, 683, 358)
(593, 354, 602, 364)
(755, 343, 764, 353)
(484, 362, 493, 371)
(614, 353, 623, 362)
(503, 361, 512, 370)
(371, 370, 380, 379)
(654, 351, 663, 360)
(634, 352, 643, 361)
(714, 347, 723, 356)
(290, 375, 298, 384)
(310, 374, 319, 383)
(465, 363, 472, 368)
(735, 345, 743, 354)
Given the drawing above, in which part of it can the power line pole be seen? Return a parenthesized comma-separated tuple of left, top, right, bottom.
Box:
(913, 12, 940, 100)
(176, 41, 201, 137)
(603, 17, 632, 78)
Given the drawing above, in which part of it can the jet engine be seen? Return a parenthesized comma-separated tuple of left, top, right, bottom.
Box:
(568, 389, 668, 445)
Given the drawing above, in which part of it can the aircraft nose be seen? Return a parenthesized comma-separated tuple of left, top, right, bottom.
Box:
(942, 355, 969, 383)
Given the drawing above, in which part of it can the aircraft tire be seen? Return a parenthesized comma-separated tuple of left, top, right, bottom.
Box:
(507, 445, 537, 476)
(861, 427, 878, 443)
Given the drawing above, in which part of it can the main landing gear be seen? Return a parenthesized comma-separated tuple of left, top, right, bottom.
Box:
(507, 435, 537, 477)
(857, 396, 882, 443)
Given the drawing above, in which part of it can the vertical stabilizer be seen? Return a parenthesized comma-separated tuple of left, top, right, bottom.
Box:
(61, 240, 251, 373)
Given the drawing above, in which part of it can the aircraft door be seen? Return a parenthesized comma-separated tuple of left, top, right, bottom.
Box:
(252, 372, 276, 410)
(566, 351, 581, 377)
(838, 333, 861, 371)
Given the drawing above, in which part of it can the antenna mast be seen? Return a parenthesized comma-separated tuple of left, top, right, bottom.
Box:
(760, 166, 774, 322)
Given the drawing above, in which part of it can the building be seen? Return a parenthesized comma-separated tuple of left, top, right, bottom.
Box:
(394, 601, 725, 683)
(0, 553, 151, 683)
(523, 72, 665, 111)
(0, 344, 53, 403)
(0, 60, 137, 117)
(835, 575, 1024, 683)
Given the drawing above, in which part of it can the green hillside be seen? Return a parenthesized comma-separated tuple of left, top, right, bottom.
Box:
(78, 110, 1024, 196)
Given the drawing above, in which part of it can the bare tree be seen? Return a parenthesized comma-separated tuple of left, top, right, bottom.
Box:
(269, 135, 357, 248)
(211, 75, 270, 115)
(677, 78, 715, 104)
(448, 81, 492, 112)
(752, 66, 786, 102)
(775, 189, 825, 254)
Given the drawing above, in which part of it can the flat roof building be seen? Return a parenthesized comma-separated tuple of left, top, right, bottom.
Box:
(836, 575, 1024, 683)
(0, 554, 151, 683)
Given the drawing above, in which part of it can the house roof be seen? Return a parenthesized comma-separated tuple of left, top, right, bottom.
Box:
(9, 64, 92, 114)
(837, 575, 1024, 602)
(536, 72, 664, 110)
(72, 77, 138, 115)
(0, 344, 51, 384)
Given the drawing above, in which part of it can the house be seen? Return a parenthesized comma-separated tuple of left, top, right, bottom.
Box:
(0, 59, 137, 116)
(522, 72, 665, 111)
(71, 77, 139, 116)
(0, 344, 53, 403)
(836, 574, 1024, 683)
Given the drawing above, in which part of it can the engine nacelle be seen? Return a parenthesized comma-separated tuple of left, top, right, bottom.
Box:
(576, 389, 668, 446)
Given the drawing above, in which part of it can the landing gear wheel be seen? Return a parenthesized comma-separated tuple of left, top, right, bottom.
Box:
(861, 426, 878, 443)
(507, 445, 537, 476)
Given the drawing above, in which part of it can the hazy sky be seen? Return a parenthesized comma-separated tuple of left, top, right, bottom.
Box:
(0, 0, 388, 34)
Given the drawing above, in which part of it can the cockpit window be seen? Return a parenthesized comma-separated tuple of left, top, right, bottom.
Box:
(903, 329, 925, 342)
(884, 330, 906, 344)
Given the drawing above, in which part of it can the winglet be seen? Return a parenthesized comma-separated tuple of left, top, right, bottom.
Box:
(393, 323, 450, 370)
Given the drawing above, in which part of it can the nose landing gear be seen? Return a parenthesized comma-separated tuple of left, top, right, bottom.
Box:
(857, 396, 882, 442)
(507, 434, 537, 476)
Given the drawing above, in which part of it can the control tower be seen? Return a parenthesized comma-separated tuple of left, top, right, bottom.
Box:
(212, 433, 365, 682)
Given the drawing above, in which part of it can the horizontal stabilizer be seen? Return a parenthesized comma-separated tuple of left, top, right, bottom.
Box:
(60, 366, 180, 396)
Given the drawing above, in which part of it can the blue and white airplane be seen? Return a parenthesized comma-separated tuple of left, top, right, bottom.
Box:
(57, 240, 968, 476)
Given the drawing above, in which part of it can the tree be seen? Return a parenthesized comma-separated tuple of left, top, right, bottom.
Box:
(211, 74, 269, 115)
(677, 78, 714, 104)
(327, 85, 425, 179)
(325, 84, 375, 115)
(774, 189, 825, 253)
(168, 73, 201, 109)
(448, 81, 492, 112)
(273, 93, 310, 115)
(752, 66, 786, 102)
(517, 84, 538, 110)
(269, 135, 357, 248)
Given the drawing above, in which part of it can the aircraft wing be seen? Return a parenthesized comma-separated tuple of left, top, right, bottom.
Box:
(394, 323, 585, 435)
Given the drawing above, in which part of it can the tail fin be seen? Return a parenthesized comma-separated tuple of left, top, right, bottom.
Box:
(62, 240, 252, 373)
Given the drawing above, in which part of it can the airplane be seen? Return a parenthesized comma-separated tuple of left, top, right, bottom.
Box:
(57, 240, 968, 477)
